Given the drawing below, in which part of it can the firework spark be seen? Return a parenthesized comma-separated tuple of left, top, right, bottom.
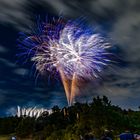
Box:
(18, 16, 113, 106)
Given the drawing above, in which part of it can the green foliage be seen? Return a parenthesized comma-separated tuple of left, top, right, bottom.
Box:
(0, 116, 20, 135)
(0, 96, 140, 140)
(16, 117, 35, 138)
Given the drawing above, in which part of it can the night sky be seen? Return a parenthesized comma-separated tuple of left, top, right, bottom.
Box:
(0, 0, 140, 116)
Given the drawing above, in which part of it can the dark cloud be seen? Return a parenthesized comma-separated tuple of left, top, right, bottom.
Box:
(0, 0, 140, 116)
(0, 0, 31, 30)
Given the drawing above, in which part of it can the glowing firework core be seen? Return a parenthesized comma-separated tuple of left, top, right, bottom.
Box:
(18, 17, 113, 106)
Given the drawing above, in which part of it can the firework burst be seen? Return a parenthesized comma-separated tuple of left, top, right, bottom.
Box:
(18, 16, 114, 106)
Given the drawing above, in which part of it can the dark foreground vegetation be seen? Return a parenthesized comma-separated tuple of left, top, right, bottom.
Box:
(0, 96, 140, 140)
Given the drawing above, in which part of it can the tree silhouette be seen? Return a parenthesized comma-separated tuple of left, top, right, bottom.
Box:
(0, 96, 140, 140)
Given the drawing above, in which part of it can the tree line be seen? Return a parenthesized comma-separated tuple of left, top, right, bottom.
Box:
(0, 96, 140, 140)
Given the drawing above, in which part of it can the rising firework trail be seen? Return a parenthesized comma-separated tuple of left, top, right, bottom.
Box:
(17, 16, 114, 106)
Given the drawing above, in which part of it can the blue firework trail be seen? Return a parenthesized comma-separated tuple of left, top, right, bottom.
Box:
(17, 16, 116, 105)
